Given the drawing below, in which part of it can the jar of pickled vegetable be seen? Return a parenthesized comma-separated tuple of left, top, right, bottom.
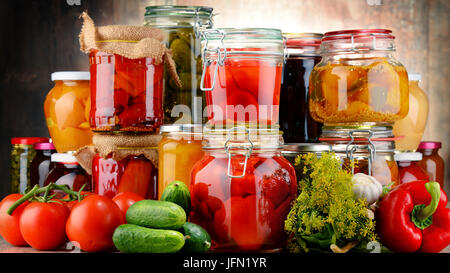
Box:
(321, 125, 399, 186)
(158, 124, 204, 198)
(394, 152, 429, 184)
(44, 72, 93, 152)
(280, 33, 323, 143)
(200, 28, 284, 128)
(309, 29, 409, 125)
(30, 142, 56, 188)
(282, 143, 331, 181)
(144, 5, 214, 124)
(190, 127, 297, 252)
(10, 137, 49, 194)
(418, 141, 445, 189)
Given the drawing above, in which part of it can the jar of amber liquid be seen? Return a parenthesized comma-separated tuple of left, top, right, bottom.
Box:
(158, 124, 204, 198)
(309, 29, 409, 125)
(44, 72, 93, 152)
(418, 141, 445, 189)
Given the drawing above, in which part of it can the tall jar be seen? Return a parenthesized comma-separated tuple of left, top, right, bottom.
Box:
(280, 33, 323, 143)
(418, 141, 445, 189)
(200, 28, 284, 128)
(190, 127, 297, 252)
(309, 29, 409, 125)
(158, 124, 204, 198)
(144, 6, 214, 125)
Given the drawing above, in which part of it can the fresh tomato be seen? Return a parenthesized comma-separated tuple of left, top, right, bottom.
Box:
(0, 194, 29, 246)
(112, 192, 144, 219)
(19, 201, 70, 250)
(66, 195, 125, 252)
(62, 191, 95, 211)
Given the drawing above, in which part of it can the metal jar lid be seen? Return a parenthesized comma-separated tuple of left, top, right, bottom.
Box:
(283, 143, 332, 154)
(160, 124, 203, 134)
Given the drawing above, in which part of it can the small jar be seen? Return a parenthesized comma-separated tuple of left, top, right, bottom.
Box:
(44, 72, 93, 152)
(418, 141, 445, 189)
(44, 153, 92, 198)
(190, 127, 297, 252)
(282, 143, 331, 181)
(30, 142, 56, 188)
(321, 125, 399, 186)
(89, 50, 164, 132)
(10, 137, 49, 194)
(144, 5, 214, 125)
(395, 152, 429, 184)
(393, 74, 429, 151)
(309, 29, 409, 125)
(158, 124, 204, 198)
(200, 28, 284, 128)
(280, 33, 323, 143)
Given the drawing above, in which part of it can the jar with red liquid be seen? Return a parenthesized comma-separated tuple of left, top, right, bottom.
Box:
(280, 33, 323, 143)
(418, 141, 445, 189)
(89, 50, 164, 132)
(190, 127, 297, 252)
(200, 28, 284, 128)
(394, 152, 429, 184)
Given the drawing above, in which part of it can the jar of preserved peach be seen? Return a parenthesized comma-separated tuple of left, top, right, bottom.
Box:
(44, 72, 93, 152)
(309, 29, 409, 125)
(158, 124, 204, 198)
(190, 127, 297, 252)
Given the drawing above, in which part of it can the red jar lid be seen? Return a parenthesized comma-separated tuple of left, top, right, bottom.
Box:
(11, 137, 49, 145)
(34, 142, 56, 150)
(418, 141, 441, 150)
(322, 29, 395, 41)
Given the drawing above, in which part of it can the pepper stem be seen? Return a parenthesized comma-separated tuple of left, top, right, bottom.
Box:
(411, 181, 441, 230)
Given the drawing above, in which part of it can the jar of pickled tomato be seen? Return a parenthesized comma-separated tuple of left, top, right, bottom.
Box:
(144, 5, 214, 125)
(280, 33, 323, 143)
(44, 72, 93, 152)
(393, 74, 429, 151)
(418, 141, 445, 189)
(190, 127, 297, 252)
(200, 28, 284, 128)
(394, 152, 429, 184)
(309, 29, 409, 125)
(321, 125, 399, 186)
(158, 124, 204, 198)
(89, 50, 164, 132)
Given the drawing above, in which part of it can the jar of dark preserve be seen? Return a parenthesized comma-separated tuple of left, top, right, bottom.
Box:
(280, 33, 323, 143)
(394, 152, 429, 184)
(30, 142, 56, 188)
(418, 141, 445, 189)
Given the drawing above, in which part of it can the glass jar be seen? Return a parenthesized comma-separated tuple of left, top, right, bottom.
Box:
(44, 72, 93, 152)
(89, 50, 164, 132)
(92, 154, 158, 199)
(190, 127, 297, 252)
(44, 153, 92, 198)
(282, 143, 331, 181)
(393, 74, 429, 151)
(394, 152, 429, 184)
(280, 33, 323, 143)
(200, 28, 284, 128)
(309, 29, 409, 125)
(10, 137, 49, 194)
(418, 141, 445, 189)
(158, 124, 204, 198)
(144, 5, 214, 125)
(30, 142, 56, 188)
(321, 125, 399, 186)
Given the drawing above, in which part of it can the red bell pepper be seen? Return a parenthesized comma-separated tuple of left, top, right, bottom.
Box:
(376, 180, 450, 253)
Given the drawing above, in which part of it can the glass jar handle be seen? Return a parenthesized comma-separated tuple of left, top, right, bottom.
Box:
(225, 127, 254, 178)
(346, 130, 376, 176)
(200, 29, 226, 92)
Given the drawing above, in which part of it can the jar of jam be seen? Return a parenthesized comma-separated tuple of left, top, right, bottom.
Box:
(89, 50, 164, 132)
(280, 33, 323, 143)
(282, 143, 331, 181)
(10, 137, 49, 194)
(321, 125, 399, 186)
(30, 142, 56, 188)
(200, 28, 284, 128)
(144, 5, 214, 125)
(158, 124, 204, 198)
(190, 127, 297, 252)
(309, 29, 409, 125)
(395, 152, 429, 184)
(418, 141, 445, 189)
(393, 74, 429, 151)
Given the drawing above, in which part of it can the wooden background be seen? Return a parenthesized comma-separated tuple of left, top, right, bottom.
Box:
(0, 0, 448, 198)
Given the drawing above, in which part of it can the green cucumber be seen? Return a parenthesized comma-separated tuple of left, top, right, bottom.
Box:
(126, 199, 186, 229)
(181, 222, 211, 253)
(113, 224, 185, 253)
(160, 180, 191, 217)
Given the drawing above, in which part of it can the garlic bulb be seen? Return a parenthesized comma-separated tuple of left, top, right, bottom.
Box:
(352, 173, 383, 205)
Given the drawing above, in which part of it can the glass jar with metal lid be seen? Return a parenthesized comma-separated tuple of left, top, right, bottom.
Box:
(200, 28, 284, 128)
(144, 6, 214, 125)
(309, 29, 409, 125)
(320, 124, 399, 186)
(158, 124, 204, 198)
(282, 143, 331, 181)
(190, 126, 297, 252)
